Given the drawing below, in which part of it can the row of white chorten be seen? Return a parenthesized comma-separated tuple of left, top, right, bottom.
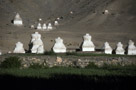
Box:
(13, 13, 59, 30)
(0, 32, 134, 55)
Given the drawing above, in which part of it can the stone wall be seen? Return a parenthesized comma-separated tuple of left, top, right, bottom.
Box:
(0, 54, 136, 68)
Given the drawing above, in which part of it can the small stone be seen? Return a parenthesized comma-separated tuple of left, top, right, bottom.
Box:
(56, 56, 63, 64)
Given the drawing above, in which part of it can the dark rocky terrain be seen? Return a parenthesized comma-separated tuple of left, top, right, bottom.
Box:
(0, 0, 136, 53)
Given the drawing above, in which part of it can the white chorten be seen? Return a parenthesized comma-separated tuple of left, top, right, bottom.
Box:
(57, 17, 60, 20)
(38, 18, 42, 22)
(53, 37, 66, 53)
(82, 33, 95, 51)
(8, 51, 12, 54)
(13, 42, 25, 53)
(30, 25, 35, 29)
(115, 42, 125, 55)
(127, 40, 136, 55)
(37, 23, 42, 30)
(70, 11, 73, 14)
(103, 42, 112, 54)
(0, 50, 2, 55)
(13, 13, 23, 26)
(54, 21, 59, 26)
(37, 45, 44, 54)
(47, 23, 53, 30)
(104, 10, 109, 14)
(42, 23, 47, 30)
(31, 32, 44, 54)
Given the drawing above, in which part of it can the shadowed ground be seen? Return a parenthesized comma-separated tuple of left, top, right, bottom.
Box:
(0, 74, 135, 90)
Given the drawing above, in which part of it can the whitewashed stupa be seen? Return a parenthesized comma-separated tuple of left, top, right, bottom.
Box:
(30, 25, 35, 29)
(13, 42, 25, 53)
(127, 40, 136, 55)
(13, 13, 23, 26)
(47, 23, 53, 30)
(38, 18, 42, 22)
(37, 23, 42, 30)
(53, 37, 66, 53)
(104, 10, 109, 14)
(54, 21, 59, 26)
(82, 33, 95, 51)
(103, 42, 112, 54)
(115, 42, 125, 55)
(0, 50, 2, 55)
(31, 32, 44, 54)
(42, 23, 47, 30)
(57, 17, 60, 20)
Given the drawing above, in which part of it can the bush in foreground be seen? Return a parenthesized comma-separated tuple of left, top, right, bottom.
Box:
(0, 56, 21, 68)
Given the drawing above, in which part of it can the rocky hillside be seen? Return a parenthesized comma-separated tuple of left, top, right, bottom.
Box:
(0, 0, 136, 53)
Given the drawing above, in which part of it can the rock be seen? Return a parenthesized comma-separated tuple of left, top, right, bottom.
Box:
(56, 56, 63, 64)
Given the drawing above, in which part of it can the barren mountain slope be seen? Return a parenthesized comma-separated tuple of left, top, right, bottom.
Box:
(0, 0, 136, 52)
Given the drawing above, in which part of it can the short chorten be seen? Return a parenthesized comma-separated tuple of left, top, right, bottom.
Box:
(37, 23, 42, 30)
(38, 18, 42, 22)
(127, 40, 136, 55)
(13, 42, 25, 53)
(115, 42, 125, 55)
(13, 13, 23, 26)
(0, 50, 2, 55)
(30, 25, 35, 29)
(53, 37, 66, 53)
(54, 21, 59, 26)
(103, 42, 112, 54)
(103, 10, 109, 14)
(31, 32, 44, 54)
(82, 33, 95, 51)
(47, 23, 53, 30)
(42, 23, 47, 30)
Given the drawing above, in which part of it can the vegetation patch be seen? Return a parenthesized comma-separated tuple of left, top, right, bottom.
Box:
(0, 56, 21, 68)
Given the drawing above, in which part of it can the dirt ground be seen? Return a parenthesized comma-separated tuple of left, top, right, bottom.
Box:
(0, 0, 136, 53)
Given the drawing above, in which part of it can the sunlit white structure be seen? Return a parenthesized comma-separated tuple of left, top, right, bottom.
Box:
(103, 42, 112, 54)
(127, 40, 136, 55)
(0, 50, 2, 55)
(54, 21, 59, 26)
(13, 13, 23, 26)
(37, 45, 44, 54)
(53, 37, 66, 53)
(38, 18, 42, 21)
(13, 42, 25, 53)
(42, 23, 47, 30)
(30, 25, 35, 29)
(104, 10, 109, 14)
(115, 42, 125, 55)
(31, 32, 44, 54)
(47, 23, 53, 30)
(37, 23, 42, 30)
(82, 33, 95, 51)
(57, 17, 60, 20)
(8, 51, 12, 54)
